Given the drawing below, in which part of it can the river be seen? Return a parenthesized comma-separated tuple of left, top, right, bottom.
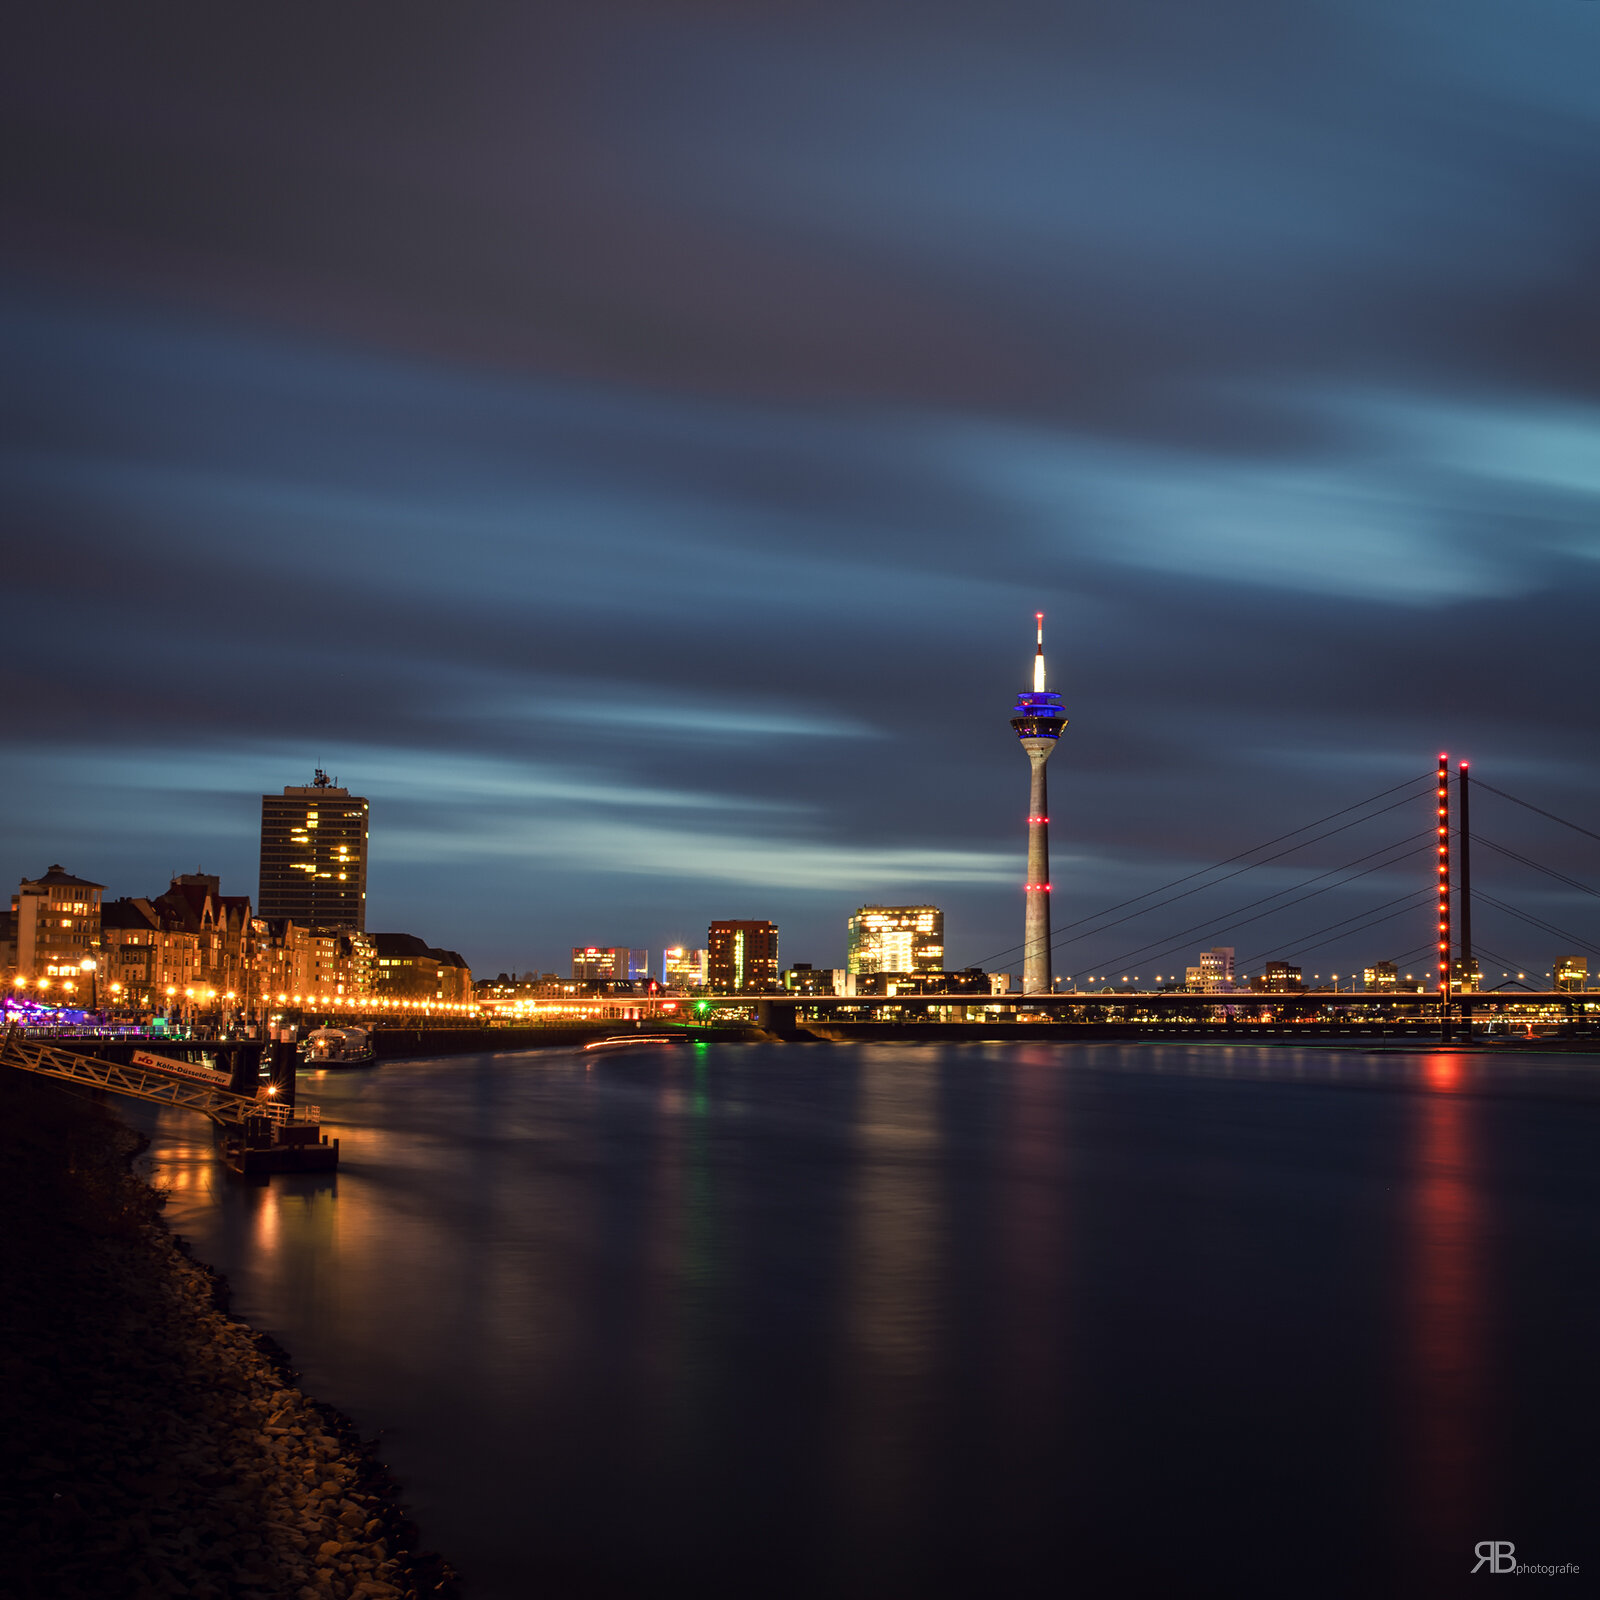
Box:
(127, 1040, 1599, 1597)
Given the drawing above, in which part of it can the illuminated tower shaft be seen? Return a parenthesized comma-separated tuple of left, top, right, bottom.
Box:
(1011, 615, 1067, 996)
(1021, 744, 1054, 993)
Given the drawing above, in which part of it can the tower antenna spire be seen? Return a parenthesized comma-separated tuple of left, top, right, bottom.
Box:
(1034, 612, 1046, 693)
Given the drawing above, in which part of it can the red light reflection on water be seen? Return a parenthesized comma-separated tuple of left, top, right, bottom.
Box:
(1424, 1054, 1462, 1093)
(1401, 1054, 1486, 1571)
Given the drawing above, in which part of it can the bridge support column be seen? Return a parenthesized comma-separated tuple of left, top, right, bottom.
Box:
(269, 1033, 298, 1110)
(228, 1043, 263, 1098)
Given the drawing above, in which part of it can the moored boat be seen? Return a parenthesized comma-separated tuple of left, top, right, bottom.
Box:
(301, 1026, 376, 1067)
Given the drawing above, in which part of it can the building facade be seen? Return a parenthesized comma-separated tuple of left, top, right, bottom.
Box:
(1185, 947, 1236, 993)
(373, 933, 472, 1002)
(571, 947, 649, 983)
(1252, 961, 1303, 993)
(845, 906, 944, 976)
(258, 771, 369, 932)
(97, 875, 261, 1018)
(661, 946, 708, 989)
(707, 921, 779, 991)
(782, 963, 834, 995)
(11, 865, 105, 985)
(256, 918, 311, 1004)
(1556, 956, 1589, 992)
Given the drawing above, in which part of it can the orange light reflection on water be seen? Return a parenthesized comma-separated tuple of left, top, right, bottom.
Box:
(996, 1049, 1066, 1442)
(830, 1054, 941, 1558)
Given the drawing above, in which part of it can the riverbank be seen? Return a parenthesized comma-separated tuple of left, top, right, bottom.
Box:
(0, 1067, 457, 1600)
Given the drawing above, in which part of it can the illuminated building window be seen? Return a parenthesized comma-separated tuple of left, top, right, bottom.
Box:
(846, 906, 945, 976)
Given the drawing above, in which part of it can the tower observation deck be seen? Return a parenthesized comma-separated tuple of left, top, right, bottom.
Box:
(1010, 614, 1067, 995)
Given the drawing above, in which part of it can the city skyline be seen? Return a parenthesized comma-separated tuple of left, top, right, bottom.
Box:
(5, 733, 1599, 988)
(3, 4, 1597, 980)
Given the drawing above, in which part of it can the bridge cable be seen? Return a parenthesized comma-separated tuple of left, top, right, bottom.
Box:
(1380, 940, 1447, 973)
(967, 771, 1435, 972)
(1060, 836, 1435, 981)
(1079, 838, 1436, 979)
(1473, 835, 1600, 901)
(1472, 781, 1600, 847)
(1472, 941, 1535, 982)
(1471, 891, 1600, 962)
(1233, 887, 1435, 970)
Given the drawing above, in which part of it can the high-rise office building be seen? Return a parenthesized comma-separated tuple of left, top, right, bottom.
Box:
(572, 947, 649, 983)
(1010, 615, 1066, 995)
(707, 920, 779, 991)
(661, 946, 708, 988)
(846, 906, 944, 975)
(258, 771, 369, 932)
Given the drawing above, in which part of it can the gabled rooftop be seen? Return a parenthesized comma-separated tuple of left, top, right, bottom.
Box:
(22, 864, 106, 891)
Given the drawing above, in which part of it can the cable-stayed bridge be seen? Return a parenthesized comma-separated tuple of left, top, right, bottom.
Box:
(698, 760, 1599, 1039)
(956, 762, 1599, 997)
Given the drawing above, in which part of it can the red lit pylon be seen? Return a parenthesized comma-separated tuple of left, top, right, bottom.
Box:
(1436, 754, 1451, 996)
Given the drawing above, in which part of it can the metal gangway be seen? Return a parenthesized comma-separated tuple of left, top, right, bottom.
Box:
(0, 1024, 319, 1128)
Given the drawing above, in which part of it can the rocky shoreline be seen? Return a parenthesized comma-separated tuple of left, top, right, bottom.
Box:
(2, 1068, 459, 1600)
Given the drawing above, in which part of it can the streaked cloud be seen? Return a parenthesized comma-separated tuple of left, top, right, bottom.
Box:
(2, 2, 1596, 973)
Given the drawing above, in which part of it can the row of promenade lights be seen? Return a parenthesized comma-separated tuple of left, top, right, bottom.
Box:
(9, 967, 476, 1018)
(280, 996, 477, 1015)
(11, 958, 102, 1004)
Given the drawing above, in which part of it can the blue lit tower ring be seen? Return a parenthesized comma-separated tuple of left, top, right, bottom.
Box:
(1010, 613, 1067, 995)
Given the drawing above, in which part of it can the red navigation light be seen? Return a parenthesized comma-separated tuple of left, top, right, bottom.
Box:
(1036, 611, 1044, 621)
(1459, 761, 1469, 769)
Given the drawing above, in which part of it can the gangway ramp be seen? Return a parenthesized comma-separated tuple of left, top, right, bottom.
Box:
(1, 1024, 321, 1134)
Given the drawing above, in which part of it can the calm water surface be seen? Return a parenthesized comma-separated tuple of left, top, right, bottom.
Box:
(128, 1042, 1600, 1598)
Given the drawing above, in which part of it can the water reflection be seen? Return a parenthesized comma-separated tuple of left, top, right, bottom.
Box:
(994, 1049, 1067, 1445)
(1402, 1054, 1488, 1576)
(121, 1042, 1598, 1599)
(829, 1051, 942, 1577)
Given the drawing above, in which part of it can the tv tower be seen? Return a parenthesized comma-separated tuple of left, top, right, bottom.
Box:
(1010, 614, 1067, 995)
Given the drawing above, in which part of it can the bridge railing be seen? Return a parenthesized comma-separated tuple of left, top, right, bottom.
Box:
(0, 1026, 319, 1127)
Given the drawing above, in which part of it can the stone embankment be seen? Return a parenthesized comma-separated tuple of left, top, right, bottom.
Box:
(2, 1069, 458, 1600)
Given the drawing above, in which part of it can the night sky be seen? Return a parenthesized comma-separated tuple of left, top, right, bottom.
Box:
(5, 2, 1598, 981)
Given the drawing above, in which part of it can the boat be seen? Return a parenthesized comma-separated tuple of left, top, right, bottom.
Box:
(301, 1026, 376, 1067)
(584, 1034, 682, 1052)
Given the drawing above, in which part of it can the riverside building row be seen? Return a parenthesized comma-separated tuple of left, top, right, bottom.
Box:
(2, 864, 471, 1020)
